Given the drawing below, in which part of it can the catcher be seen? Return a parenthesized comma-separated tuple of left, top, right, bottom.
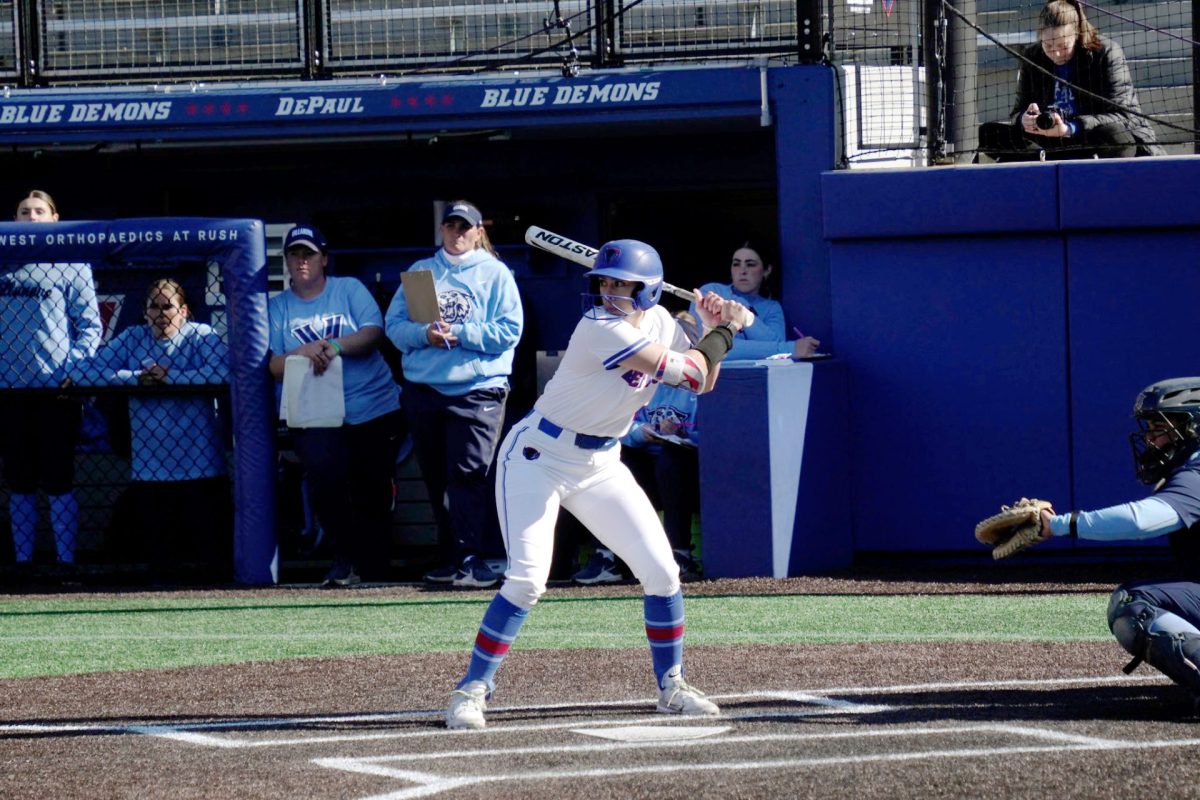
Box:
(978, 377, 1200, 709)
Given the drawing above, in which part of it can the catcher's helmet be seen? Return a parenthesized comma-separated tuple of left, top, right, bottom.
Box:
(583, 239, 664, 318)
(1129, 377, 1200, 485)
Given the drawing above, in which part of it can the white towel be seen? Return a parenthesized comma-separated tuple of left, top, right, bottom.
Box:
(280, 355, 345, 428)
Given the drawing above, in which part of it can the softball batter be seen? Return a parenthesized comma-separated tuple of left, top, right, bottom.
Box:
(446, 239, 753, 729)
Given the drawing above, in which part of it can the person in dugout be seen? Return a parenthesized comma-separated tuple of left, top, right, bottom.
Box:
(0, 190, 101, 573)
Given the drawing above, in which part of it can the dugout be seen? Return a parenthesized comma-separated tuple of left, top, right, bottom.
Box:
(0, 66, 835, 351)
(0, 64, 845, 583)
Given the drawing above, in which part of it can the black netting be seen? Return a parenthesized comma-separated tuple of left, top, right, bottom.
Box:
(830, 0, 1196, 166)
(962, 0, 1191, 162)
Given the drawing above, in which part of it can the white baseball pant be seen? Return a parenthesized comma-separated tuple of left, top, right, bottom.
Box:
(495, 412, 681, 609)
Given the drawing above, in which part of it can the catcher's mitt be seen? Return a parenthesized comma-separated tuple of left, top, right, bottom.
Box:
(974, 498, 1053, 560)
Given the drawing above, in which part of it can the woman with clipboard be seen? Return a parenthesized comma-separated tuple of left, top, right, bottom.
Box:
(384, 200, 524, 589)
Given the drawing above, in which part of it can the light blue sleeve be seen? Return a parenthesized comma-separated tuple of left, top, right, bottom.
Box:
(620, 406, 653, 448)
(67, 264, 102, 362)
(1047, 496, 1184, 541)
(748, 298, 789, 341)
(267, 295, 287, 356)
(71, 326, 140, 385)
(345, 277, 384, 330)
(453, 264, 524, 355)
(385, 268, 433, 353)
(168, 325, 230, 385)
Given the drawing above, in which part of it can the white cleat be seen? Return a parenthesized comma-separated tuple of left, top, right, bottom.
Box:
(656, 666, 719, 716)
(446, 680, 488, 730)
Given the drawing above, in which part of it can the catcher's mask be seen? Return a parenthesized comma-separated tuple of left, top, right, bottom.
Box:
(582, 239, 664, 320)
(1129, 377, 1200, 485)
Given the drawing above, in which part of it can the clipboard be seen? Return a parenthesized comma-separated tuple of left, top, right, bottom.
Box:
(401, 270, 442, 324)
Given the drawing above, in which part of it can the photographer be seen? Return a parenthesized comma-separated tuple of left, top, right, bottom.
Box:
(979, 0, 1163, 161)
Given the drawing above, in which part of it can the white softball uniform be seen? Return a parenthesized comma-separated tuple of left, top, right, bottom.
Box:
(496, 306, 692, 609)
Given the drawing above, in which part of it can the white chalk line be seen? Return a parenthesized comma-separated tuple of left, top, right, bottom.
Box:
(0, 673, 1166, 748)
(0, 688, 887, 745)
(317, 730, 1200, 800)
(118, 693, 893, 749)
(3, 674, 1189, 800)
(316, 723, 1091, 765)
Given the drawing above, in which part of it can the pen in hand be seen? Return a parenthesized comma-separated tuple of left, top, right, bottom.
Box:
(793, 326, 804, 339)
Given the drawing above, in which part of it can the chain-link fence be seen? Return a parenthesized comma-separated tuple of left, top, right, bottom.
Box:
(0, 258, 233, 583)
(963, 0, 1192, 160)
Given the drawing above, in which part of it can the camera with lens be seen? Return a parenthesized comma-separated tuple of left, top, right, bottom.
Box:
(1035, 105, 1063, 130)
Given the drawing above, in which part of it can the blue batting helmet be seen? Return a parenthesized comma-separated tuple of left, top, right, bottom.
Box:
(589, 239, 664, 311)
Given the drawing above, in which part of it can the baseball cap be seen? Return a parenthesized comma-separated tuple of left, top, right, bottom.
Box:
(284, 224, 327, 253)
(442, 202, 483, 228)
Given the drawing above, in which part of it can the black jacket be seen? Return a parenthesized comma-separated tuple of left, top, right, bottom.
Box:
(1010, 37, 1164, 156)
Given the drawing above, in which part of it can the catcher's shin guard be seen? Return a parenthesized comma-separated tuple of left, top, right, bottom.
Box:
(1143, 631, 1200, 695)
(1108, 588, 1157, 673)
(1109, 587, 1200, 694)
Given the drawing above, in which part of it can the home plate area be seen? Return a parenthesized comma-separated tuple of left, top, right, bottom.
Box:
(117, 677, 1200, 799)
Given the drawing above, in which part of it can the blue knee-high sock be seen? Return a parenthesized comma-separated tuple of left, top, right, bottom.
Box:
(459, 593, 530, 692)
(48, 493, 78, 565)
(645, 590, 685, 688)
(9, 493, 38, 563)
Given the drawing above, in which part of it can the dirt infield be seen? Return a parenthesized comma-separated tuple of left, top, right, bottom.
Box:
(3, 565, 1198, 799)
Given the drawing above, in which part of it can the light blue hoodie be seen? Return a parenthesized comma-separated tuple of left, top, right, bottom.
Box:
(0, 261, 101, 387)
(385, 248, 523, 396)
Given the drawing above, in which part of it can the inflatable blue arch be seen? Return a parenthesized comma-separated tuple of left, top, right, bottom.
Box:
(0, 217, 276, 583)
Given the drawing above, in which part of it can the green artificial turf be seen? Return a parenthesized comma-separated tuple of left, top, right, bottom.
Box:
(0, 592, 1111, 679)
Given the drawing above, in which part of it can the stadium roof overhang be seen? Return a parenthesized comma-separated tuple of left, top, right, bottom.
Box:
(0, 63, 773, 150)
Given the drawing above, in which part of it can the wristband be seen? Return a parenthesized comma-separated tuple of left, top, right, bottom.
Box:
(692, 322, 735, 370)
(1068, 510, 1079, 538)
(328, 340, 343, 356)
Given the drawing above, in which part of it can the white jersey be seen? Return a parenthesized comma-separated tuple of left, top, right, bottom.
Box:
(535, 305, 690, 438)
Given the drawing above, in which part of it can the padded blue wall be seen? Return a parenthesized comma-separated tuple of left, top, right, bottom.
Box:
(774, 67, 838, 348)
(822, 158, 1200, 553)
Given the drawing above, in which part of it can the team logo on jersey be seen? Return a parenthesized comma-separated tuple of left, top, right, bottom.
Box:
(649, 405, 693, 439)
(0, 277, 52, 301)
(619, 368, 653, 389)
(290, 313, 347, 344)
(439, 290, 474, 324)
